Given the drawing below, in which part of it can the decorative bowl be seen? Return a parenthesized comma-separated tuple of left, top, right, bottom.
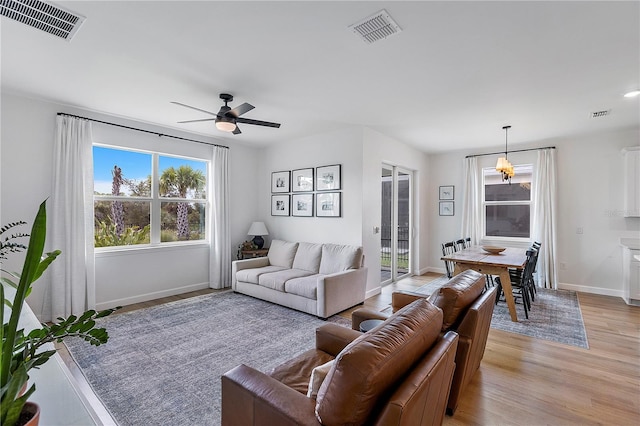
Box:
(482, 246, 506, 254)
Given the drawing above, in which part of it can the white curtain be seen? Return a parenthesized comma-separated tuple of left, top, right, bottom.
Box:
(461, 156, 483, 244)
(50, 116, 95, 319)
(532, 148, 558, 289)
(209, 145, 231, 289)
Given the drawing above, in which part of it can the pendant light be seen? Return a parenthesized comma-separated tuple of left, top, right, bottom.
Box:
(495, 125, 515, 183)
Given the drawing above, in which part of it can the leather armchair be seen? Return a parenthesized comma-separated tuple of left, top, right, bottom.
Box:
(353, 270, 497, 415)
(222, 298, 459, 426)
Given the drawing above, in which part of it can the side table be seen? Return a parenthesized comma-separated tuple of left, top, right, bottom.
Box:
(359, 319, 384, 333)
(240, 248, 269, 260)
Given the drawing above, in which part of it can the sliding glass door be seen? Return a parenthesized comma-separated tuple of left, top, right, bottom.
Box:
(381, 164, 413, 285)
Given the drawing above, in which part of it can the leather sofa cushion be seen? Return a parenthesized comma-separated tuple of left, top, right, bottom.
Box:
(292, 242, 323, 273)
(235, 265, 286, 284)
(315, 298, 443, 426)
(319, 244, 363, 275)
(428, 269, 485, 330)
(268, 240, 299, 268)
(258, 269, 314, 292)
(285, 274, 321, 299)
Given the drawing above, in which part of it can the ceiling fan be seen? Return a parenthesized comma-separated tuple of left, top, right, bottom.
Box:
(171, 93, 281, 135)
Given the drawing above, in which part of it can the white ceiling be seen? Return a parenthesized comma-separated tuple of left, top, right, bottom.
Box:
(2, 1, 639, 153)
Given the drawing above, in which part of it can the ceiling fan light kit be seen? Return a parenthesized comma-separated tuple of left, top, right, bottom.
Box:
(172, 93, 281, 135)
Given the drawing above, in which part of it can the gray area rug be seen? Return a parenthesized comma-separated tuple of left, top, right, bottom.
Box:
(416, 275, 589, 348)
(64, 291, 350, 426)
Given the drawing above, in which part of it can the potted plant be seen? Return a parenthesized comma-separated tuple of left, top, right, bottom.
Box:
(1, 200, 118, 426)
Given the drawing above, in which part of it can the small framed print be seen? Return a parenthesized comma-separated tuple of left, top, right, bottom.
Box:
(316, 192, 341, 217)
(439, 185, 454, 200)
(271, 195, 290, 216)
(292, 168, 314, 192)
(439, 201, 454, 216)
(272, 171, 290, 193)
(292, 193, 314, 217)
(316, 164, 341, 191)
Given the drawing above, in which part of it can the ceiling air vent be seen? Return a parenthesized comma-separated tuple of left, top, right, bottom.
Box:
(590, 109, 611, 118)
(1, 0, 86, 41)
(349, 9, 402, 44)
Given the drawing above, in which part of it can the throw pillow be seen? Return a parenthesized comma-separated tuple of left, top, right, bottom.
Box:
(267, 240, 299, 268)
(306, 359, 335, 399)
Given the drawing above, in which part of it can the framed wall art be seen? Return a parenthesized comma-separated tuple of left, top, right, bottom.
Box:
(271, 195, 290, 216)
(292, 193, 314, 217)
(439, 201, 454, 216)
(439, 185, 454, 200)
(316, 164, 341, 191)
(316, 192, 341, 217)
(292, 168, 314, 192)
(271, 171, 290, 193)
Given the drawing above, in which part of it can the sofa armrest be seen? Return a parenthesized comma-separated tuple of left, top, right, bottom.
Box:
(221, 364, 321, 426)
(315, 323, 362, 355)
(231, 258, 270, 288)
(317, 267, 368, 318)
(391, 290, 428, 312)
(351, 308, 390, 331)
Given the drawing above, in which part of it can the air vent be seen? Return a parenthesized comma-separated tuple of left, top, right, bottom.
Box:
(1, 0, 85, 41)
(349, 9, 402, 44)
(591, 109, 611, 118)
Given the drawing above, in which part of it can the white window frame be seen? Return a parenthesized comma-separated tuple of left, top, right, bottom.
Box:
(481, 163, 533, 244)
(93, 143, 209, 251)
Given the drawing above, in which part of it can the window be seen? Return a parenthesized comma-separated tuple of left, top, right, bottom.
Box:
(93, 145, 208, 248)
(483, 164, 532, 239)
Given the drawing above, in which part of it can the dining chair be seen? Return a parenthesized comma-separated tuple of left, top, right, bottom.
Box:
(496, 248, 537, 319)
(441, 241, 457, 278)
(454, 238, 466, 252)
(463, 237, 472, 248)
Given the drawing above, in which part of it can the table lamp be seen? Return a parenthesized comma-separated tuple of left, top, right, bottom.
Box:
(247, 221, 269, 249)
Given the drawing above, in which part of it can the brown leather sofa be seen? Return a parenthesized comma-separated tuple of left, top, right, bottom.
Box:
(352, 270, 497, 415)
(221, 298, 459, 426)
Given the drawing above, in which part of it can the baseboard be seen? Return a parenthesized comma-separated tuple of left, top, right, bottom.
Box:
(95, 282, 211, 310)
(366, 286, 382, 299)
(557, 282, 625, 299)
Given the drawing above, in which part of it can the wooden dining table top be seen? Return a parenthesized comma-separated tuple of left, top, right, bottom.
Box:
(441, 246, 527, 269)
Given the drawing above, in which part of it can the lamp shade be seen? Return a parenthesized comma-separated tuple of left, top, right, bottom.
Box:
(247, 222, 269, 236)
(496, 157, 509, 171)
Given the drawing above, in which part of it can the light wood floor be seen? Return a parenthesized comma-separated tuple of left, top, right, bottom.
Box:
(59, 273, 640, 425)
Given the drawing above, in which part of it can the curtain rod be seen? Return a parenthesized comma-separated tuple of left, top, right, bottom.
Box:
(465, 146, 555, 158)
(57, 112, 229, 149)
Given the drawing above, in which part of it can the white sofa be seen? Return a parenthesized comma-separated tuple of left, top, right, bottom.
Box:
(231, 240, 368, 318)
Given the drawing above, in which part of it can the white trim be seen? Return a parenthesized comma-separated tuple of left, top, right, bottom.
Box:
(95, 241, 209, 257)
(557, 282, 624, 299)
(366, 286, 382, 299)
(95, 281, 210, 310)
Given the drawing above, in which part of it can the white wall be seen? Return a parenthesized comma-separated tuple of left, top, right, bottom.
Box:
(427, 126, 640, 296)
(1, 92, 259, 320)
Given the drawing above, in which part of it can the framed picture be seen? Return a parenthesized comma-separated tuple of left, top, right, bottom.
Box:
(439, 185, 454, 200)
(316, 164, 341, 191)
(291, 168, 314, 192)
(271, 171, 290, 193)
(271, 195, 290, 216)
(292, 193, 314, 217)
(316, 192, 341, 217)
(439, 201, 454, 216)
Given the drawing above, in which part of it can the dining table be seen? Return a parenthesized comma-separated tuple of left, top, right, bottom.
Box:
(441, 245, 527, 322)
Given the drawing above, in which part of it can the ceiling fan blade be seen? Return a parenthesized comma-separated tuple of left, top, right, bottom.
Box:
(235, 117, 281, 128)
(171, 101, 219, 117)
(227, 102, 254, 118)
(233, 125, 242, 135)
(177, 118, 216, 124)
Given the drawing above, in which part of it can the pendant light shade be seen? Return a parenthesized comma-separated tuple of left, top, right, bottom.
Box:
(495, 125, 514, 183)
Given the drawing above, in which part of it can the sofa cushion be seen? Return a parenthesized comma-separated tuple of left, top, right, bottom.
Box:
(235, 265, 287, 284)
(285, 274, 321, 299)
(307, 359, 335, 399)
(428, 269, 485, 330)
(292, 242, 323, 273)
(315, 298, 443, 426)
(269, 349, 335, 395)
(268, 240, 299, 268)
(318, 244, 363, 275)
(258, 269, 314, 292)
